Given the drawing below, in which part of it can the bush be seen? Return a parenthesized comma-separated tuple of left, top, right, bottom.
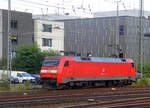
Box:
(0, 80, 10, 91)
(24, 80, 31, 87)
(0, 73, 10, 91)
(0, 58, 7, 70)
(143, 62, 150, 77)
(136, 62, 150, 77)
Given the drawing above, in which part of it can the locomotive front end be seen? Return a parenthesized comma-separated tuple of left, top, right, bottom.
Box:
(40, 57, 60, 88)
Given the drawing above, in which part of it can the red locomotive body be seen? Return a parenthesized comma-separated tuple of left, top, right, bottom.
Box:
(40, 56, 136, 88)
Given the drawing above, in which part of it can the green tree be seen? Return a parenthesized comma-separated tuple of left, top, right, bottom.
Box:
(42, 49, 60, 57)
(142, 62, 150, 77)
(136, 62, 150, 77)
(13, 43, 60, 74)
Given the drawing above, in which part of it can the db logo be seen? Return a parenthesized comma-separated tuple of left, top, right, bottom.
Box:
(102, 68, 106, 72)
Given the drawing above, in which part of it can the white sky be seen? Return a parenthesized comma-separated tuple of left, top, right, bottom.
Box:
(0, 0, 148, 17)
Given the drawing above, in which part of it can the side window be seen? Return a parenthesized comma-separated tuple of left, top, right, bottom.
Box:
(131, 63, 135, 67)
(17, 73, 22, 77)
(64, 61, 69, 67)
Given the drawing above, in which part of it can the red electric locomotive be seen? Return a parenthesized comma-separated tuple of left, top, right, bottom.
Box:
(40, 56, 136, 89)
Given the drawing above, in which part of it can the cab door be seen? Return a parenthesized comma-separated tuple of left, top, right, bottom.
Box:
(61, 60, 75, 83)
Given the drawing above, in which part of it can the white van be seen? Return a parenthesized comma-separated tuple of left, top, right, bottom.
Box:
(0, 70, 35, 83)
(11, 71, 36, 83)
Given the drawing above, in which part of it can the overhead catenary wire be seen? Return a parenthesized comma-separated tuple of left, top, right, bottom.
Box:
(17, 0, 93, 15)
(0, 0, 94, 16)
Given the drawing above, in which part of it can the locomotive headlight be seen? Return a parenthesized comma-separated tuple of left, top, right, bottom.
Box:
(41, 70, 49, 73)
(50, 70, 57, 73)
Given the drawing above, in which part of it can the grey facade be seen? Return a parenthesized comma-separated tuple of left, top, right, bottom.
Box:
(94, 10, 150, 18)
(0, 10, 2, 58)
(0, 9, 33, 58)
(63, 16, 150, 62)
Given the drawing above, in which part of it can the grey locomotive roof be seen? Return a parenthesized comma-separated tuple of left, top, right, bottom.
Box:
(75, 57, 127, 63)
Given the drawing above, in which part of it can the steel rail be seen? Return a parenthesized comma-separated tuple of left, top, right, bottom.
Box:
(0, 85, 150, 97)
(64, 97, 150, 108)
(1, 88, 150, 102)
(0, 85, 150, 95)
(0, 92, 150, 107)
(101, 102, 150, 108)
(1, 87, 150, 99)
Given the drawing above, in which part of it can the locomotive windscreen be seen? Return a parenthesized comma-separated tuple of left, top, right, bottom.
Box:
(42, 59, 59, 66)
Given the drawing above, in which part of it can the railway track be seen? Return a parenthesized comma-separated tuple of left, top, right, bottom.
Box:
(64, 97, 150, 108)
(1, 86, 150, 100)
(0, 85, 150, 97)
(0, 85, 150, 107)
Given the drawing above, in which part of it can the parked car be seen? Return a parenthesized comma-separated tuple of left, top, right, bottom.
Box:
(9, 77, 19, 84)
(31, 74, 41, 84)
(11, 71, 36, 83)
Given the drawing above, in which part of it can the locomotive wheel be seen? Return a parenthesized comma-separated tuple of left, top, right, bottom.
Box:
(106, 81, 113, 87)
(83, 82, 89, 88)
(56, 84, 66, 90)
(127, 80, 132, 85)
(42, 79, 52, 89)
(42, 81, 49, 89)
(119, 81, 125, 87)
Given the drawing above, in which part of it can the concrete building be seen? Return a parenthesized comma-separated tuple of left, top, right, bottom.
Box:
(1, 9, 150, 63)
(34, 14, 150, 62)
(34, 20, 64, 52)
(63, 16, 150, 62)
(94, 10, 150, 18)
(33, 14, 81, 21)
(0, 9, 33, 59)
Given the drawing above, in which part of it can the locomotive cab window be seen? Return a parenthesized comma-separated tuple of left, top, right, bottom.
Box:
(64, 61, 69, 67)
(42, 59, 59, 66)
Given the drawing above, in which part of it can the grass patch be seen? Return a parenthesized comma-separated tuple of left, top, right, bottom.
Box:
(11, 85, 32, 91)
(11, 81, 42, 91)
(0, 80, 10, 91)
(11, 85, 42, 91)
(0, 80, 42, 91)
(132, 77, 150, 86)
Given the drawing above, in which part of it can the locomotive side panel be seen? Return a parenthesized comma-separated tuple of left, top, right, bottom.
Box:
(61, 61, 136, 83)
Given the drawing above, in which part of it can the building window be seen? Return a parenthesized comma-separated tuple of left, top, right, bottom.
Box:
(119, 25, 124, 36)
(43, 24, 52, 32)
(42, 38, 52, 47)
(10, 20, 18, 29)
(11, 39, 18, 45)
(144, 33, 150, 37)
